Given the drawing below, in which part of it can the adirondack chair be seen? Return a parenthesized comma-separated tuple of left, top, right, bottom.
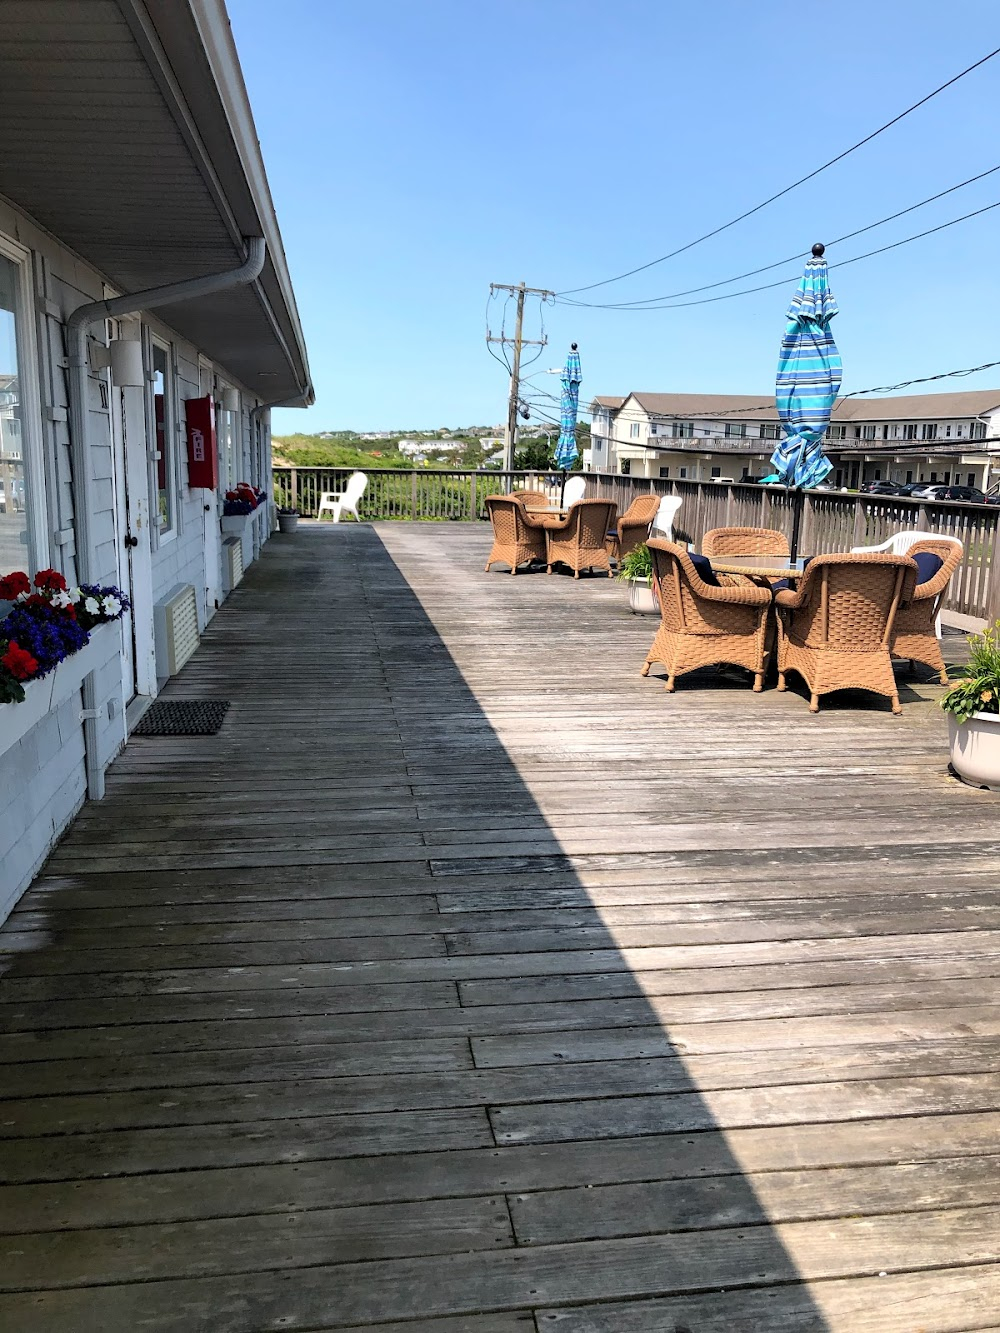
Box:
(317, 471, 367, 523)
(650, 495, 683, 540)
(561, 475, 586, 506)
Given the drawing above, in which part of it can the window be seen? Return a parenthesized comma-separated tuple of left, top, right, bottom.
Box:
(903, 424, 918, 440)
(0, 239, 44, 572)
(679, 466, 688, 479)
(760, 422, 781, 440)
(853, 426, 862, 439)
(724, 422, 746, 438)
(882, 424, 892, 440)
(971, 422, 987, 440)
(969, 473, 977, 487)
(629, 422, 640, 439)
(710, 466, 722, 478)
(945, 425, 952, 438)
(906, 470, 913, 484)
(827, 424, 846, 440)
(862, 424, 876, 440)
(659, 466, 670, 478)
(921, 423, 937, 441)
(930, 472, 938, 483)
(676, 421, 694, 438)
(151, 339, 176, 536)
(620, 459, 631, 475)
(649, 423, 657, 436)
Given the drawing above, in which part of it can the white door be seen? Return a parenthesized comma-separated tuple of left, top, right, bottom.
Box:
(109, 329, 157, 701)
(200, 361, 222, 615)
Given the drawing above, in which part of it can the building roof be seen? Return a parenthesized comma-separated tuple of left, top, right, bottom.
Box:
(590, 395, 626, 410)
(835, 389, 1000, 421)
(0, 0, 311, 405)
(608, 388, 1000, 426)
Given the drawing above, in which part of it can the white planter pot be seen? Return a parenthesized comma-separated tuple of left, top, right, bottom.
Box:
(948, 710, 1000, 790)
(0, 621, 119, 763)
(627, 576, 659, 615)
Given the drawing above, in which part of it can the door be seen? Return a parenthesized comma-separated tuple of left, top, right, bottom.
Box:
(200, 360, 222, 615)
(109, 323, 156, 700)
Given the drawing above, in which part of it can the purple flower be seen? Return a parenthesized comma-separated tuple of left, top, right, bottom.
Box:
(0, 604, 90, 677)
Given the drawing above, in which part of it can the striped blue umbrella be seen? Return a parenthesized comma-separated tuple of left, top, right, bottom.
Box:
(554, 343, 582, 469)
(769, 245, 842, 488)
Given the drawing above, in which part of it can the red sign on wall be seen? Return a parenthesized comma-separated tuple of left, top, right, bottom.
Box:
(185, 396, 219, 490)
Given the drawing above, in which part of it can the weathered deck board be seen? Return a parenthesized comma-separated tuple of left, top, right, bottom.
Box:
(0, 520, 997, 1330)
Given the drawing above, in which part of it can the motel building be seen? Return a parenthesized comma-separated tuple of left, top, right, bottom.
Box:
(588, 390, 1000, 492)
(0, 1, 312, 922)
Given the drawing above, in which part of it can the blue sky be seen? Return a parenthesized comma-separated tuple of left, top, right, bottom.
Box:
(229, 0, 1000, 434)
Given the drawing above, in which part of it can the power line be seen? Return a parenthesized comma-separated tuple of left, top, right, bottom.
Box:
(556, 196, 1000, 312)
(558, 162, 1000, 309)
(524, 358, 1000, 427)
(557, 45, 1000, 297)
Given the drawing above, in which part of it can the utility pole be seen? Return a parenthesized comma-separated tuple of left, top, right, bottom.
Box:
(487, 281, 554, 471)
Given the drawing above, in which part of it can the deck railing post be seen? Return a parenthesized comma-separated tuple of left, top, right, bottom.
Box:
(290, 467, 298, 514)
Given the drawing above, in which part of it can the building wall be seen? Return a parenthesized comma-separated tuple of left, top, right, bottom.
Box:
(0, 198, 269, 925)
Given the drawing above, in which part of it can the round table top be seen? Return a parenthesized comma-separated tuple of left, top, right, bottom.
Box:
(708, 555, 810, 580)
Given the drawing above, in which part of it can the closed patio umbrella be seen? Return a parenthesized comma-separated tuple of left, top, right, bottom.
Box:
(770, 244, 842, 559)
(554, 343, 582, 477)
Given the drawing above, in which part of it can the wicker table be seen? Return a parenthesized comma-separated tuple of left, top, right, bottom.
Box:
(708, 555, 811, 582)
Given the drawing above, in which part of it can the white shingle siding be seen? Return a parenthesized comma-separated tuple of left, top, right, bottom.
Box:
(0, 199, 272, 926)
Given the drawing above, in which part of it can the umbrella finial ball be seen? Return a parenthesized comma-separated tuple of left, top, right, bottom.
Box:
(812, 242, 825, 257)
(571, 342, 578, 351)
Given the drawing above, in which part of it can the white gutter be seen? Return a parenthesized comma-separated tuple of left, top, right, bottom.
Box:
(66, 237, 266, 800)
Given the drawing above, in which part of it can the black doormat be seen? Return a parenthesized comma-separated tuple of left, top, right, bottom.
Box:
(133, 700, 230, 736)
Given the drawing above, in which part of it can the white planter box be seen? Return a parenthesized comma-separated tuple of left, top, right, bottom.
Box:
(0, 621, 118, 763)
(221, 508, 262, 569)
(948, 710, 1000, 791)
(627, 576, 659, 615)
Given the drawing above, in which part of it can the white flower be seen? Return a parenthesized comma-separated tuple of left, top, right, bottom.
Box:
(68, 587, 82, 604)
(84, 596, 100, 616)
(51, 590, 73, 609)
(102, 595, 122, 618)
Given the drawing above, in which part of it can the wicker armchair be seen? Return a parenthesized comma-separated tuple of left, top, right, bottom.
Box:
(484, 496, 547, 574)
(774, 553, 917, 714)
(891, 537, 964, 683)
(510, 489, 550, 510)
(703, 527, 790, 557)
(606, 493, 660, 563)
(546, 500, 618, 578)
(641, 539, 773, 692)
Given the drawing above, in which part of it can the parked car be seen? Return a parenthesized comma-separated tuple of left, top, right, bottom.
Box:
(860, 480, 901, 496)
(895, 483, 925, 497)
(985, 491, 1000, 506)
(912, 484, 986, 503)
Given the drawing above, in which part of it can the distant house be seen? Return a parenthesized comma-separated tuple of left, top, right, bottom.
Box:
(587, 390, 1000, 491)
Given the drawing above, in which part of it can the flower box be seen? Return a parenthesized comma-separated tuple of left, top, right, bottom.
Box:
(0, 621, 119, 763)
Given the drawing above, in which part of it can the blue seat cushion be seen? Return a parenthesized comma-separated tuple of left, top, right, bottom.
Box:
(688, 552, 721, 587)
(771, 578, 791, 592)
(607, 529, 618, 539)
(913, 551, 944, 586)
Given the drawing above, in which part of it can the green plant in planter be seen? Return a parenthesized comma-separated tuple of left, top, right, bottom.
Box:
(940, 620, 1000, 724)
(616, 543, 653, 583)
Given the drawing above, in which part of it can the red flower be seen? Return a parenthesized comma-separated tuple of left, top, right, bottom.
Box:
(34, 568, 67, 593)
(0, 571, 31, 600)
(1, 641, 39, 681)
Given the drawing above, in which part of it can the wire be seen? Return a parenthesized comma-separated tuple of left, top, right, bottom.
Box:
(557, 45, 1000, 297)
(556, 196, 1000, 312)
(559, 162, 1000, 309)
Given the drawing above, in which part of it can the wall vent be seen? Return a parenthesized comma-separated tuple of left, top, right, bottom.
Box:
(223, 536, 244, 593)
(154, 583, 200, 679)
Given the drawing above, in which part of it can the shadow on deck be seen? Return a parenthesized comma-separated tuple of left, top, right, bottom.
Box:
(0, 521, 998, 1330)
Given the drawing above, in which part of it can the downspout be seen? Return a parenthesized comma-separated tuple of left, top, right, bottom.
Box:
(66, 237, 266, 800)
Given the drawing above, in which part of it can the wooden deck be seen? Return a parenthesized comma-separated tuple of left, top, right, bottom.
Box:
(1, 520, 999, 1331)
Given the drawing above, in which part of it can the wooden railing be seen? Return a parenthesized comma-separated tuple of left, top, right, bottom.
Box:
(271, 467, 1000, 625)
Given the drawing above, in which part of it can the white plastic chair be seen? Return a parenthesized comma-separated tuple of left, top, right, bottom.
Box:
(851, 530, 963, 637)
(650, 495, 683, 541)
(562, 475, 586, 507)
(317, 471, 368, 523)
(850, 529, 961, 557)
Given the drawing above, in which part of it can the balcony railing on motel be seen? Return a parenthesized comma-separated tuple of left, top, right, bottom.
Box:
(271, 466, 1000, 626)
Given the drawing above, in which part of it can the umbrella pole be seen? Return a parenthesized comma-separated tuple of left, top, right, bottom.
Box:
(560, 469, 567, 506)
(789, 487, 804, 564)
